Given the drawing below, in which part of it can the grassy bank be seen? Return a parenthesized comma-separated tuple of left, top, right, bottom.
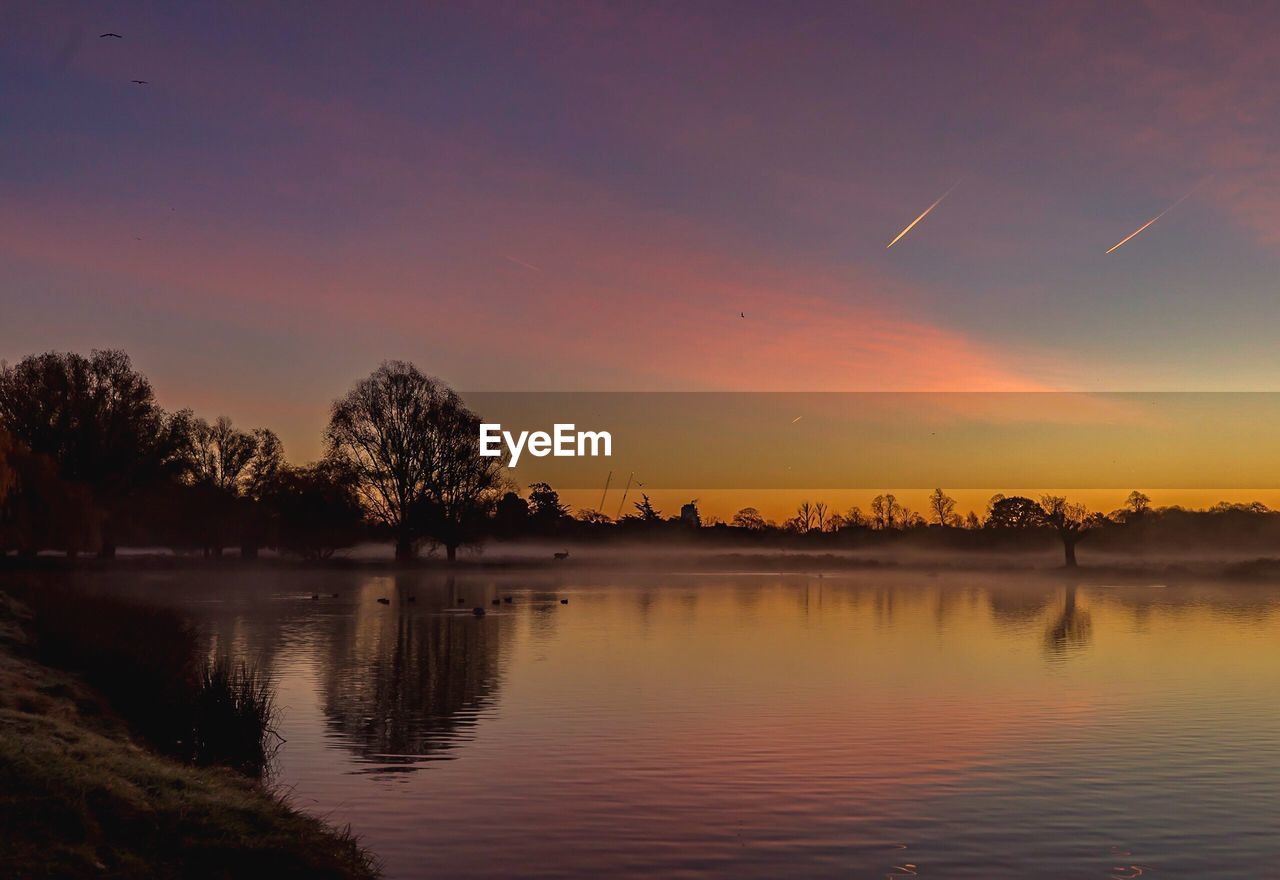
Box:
(0, 593, 380, 880)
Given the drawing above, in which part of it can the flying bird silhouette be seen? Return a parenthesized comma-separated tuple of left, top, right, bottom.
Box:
(131, 79, 147, 84)
(99, 33, 123, 39)
(740, 312, 745, 318)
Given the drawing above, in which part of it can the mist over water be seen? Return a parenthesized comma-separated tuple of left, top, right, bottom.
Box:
(42, 569, 1280, 879)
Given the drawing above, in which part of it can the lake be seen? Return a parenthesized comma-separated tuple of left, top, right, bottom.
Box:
(41, 568, 1280, 878)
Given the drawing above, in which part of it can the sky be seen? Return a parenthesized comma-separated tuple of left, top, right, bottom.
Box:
(4, 1, 1280, 495)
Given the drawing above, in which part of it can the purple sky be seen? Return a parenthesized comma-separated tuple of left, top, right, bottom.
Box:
(4, 1, 1280, 460)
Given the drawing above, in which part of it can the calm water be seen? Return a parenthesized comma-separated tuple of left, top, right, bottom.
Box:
(50, 569, 1280, 878)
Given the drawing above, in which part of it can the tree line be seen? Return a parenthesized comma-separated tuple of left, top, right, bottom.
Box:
(3, 350, 1278, 567)
(0, 352, 500, 561)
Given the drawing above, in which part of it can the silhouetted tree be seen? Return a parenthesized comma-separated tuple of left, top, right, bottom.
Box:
(871, 493, 901, 529)
(493, 491, 530, 537)
(325, 362, 502, 561)
(986, 495, 1045, 530)
(1125, 490, 1152, 516)
(175, 415, 284, 556)
(575, 509, 611, 525)
(0, 433, 98, 556)
(731, 507, 766, 530)
(0, 430, 14, 543)
(928, 488, 958, 527)
(793, 500, 817, 533)
(527, 482, 569, 531)
(963, 510, 981, 529)
(263, 459, 364, 559)
(1040, 494, 1096, 567)
(631, 494, 661, 523)
(0, 350, 184, 555)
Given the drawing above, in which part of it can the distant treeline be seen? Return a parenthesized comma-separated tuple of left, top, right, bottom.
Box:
(2, 350, 1278, 567)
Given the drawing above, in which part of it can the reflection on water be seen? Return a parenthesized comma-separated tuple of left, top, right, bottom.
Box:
(44, 570, 1280, 878)
(320, 575, 508, 768)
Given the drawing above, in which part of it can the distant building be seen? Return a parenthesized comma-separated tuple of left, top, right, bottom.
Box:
(680, 501, 701, 528)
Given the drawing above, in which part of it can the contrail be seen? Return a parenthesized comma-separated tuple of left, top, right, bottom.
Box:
(503, 256, 542, 271)
(886, 179, 963, 249)
(1106, 180, 1209, 254)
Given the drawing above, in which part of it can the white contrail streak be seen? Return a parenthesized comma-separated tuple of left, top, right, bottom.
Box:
(503, 256, 542, 271)
(886, 179, 963, 249)
(1105, 180, 1208, 254)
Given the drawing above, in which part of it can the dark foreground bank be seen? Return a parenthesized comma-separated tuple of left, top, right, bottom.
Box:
(0, 592, 380, 880)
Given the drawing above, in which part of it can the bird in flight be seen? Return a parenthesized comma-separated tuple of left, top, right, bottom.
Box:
(740, 312, 745, 318)
(99, 33, 123, 39)
(131, 79, 148, 84)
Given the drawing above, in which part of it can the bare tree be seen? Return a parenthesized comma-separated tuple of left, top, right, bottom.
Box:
(794, 500, 816, 533)
(871, 494, 900, 530)
(813, 501, 829, 532)
(326, 361, 501, 561)
(731, 507, 766, 530)
(928, 488, 958, 527)
(185, 416, 258, 492)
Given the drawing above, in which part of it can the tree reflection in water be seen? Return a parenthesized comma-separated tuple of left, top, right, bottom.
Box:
(320, 575, 511, 769)
(1044, 584, 1092, 657)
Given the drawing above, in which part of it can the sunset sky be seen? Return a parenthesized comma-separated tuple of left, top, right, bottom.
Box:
(5, 1, 1280, 508)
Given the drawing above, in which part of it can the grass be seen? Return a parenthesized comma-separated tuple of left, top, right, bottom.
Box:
(0, 592, 380, 879)
(11, 586, 284, 776)
(192, 656, 280, 775)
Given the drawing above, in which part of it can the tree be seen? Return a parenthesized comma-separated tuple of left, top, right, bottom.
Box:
(0, 432, 98, 556)
(631, 494, 661, 523)
(410, 394, 504, 561)
(963, 510, 981, 529)
(264, 459, 364, 559)
(0, 350, 184, 556)
(1125, 490, 1152, 516)
(0, 429, 14, 511)
(244, 428, 285, 500)
(813, 502, 829, 531)
(871, 494, 901, 530)
(731, 507, 766, 530)
(174, 415, 284, 557)
(527, 482, 568, 531)
(575, 509, 612, 525)
(1039, 494, 1095, 567)
(325, 362, 503, 561)
(928, 488, 958, 527)
(493, 491, 530, 536)
(184, 416, 258, 492)
(793, 500, 816, 533)
(986, 495, 1044, 530)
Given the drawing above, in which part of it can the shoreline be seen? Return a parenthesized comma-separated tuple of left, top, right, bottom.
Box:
(0, 593, 381, 879)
